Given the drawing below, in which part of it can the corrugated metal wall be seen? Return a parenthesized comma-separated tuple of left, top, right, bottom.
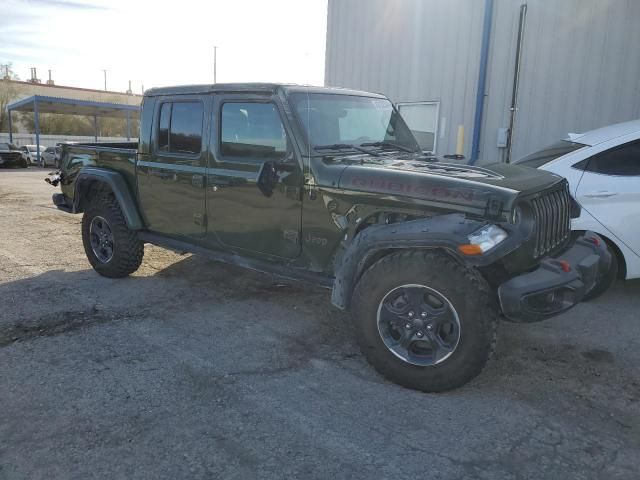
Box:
(325, 0, 485, 158)
(483, 0, 640, 161)
(325, 0, 640, 163)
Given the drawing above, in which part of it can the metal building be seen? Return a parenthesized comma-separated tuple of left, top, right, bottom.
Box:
(325, 0, 640, 164)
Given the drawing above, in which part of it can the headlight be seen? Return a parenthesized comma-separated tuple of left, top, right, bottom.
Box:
(458, 224, 508, 255)
(511, 205, 522, 224)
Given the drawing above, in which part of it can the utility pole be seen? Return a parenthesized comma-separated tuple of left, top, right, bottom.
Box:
(102, 69, 107, 91)
(213, 45, 217, 84)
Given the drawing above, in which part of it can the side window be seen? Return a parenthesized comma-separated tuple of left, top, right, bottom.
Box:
(220, 102, 287, 159)
(584, 140, 640, 176)
(157, 101, 203, 154)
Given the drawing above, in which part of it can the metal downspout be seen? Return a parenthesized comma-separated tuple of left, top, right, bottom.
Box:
(469, 0, 494, 165)
(505, 4, 528, 163)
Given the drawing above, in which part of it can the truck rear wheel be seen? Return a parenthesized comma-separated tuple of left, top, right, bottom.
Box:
(352, 250, 498, 392)
(81, 193, 144, 278)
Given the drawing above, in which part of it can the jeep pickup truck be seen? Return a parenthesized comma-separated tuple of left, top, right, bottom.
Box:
(48, 84, 611, 392)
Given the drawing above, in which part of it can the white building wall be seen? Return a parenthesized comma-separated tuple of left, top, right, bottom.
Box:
(325, 0, 640, 163)
(0, 133, 137, 148)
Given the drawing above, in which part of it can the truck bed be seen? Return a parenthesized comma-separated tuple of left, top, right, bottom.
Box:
(60, 142, 138, 203)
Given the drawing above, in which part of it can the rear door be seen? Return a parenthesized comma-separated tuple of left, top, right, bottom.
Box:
(575, 139, 640, 255)
(205, 93, 303, 258)
(137, 95, 209, 238)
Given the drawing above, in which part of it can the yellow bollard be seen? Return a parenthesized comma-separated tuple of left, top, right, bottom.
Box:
(456, 125, 465, 157)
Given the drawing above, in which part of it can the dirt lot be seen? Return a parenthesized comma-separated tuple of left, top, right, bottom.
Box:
(1, 168, 639, 480)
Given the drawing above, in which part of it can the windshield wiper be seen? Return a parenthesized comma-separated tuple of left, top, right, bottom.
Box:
(314, 143, 380, 157)
(359, 141, 416, 153)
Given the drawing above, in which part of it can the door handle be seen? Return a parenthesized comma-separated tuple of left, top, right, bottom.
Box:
(583, 191, 617, 198)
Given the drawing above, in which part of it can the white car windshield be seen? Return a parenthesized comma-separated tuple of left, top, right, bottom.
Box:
(515, 140, 586, 168)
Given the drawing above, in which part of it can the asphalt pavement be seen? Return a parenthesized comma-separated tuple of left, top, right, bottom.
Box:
(1, 168, 639, 480)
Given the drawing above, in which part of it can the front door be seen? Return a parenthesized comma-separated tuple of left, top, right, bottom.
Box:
(576, 139, 640, 256)
(206, 95, 302, 258)
(138, 96, 209, 238)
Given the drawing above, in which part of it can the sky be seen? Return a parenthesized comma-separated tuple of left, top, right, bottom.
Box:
(0, 0, 328, 93)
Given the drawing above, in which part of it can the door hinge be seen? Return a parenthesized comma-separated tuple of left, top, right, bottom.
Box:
(194, 213, 207, 227)
(192, 174, 205, 188)
(285, 186, 301, 201)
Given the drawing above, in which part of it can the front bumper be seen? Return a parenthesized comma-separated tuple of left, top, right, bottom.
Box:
(0, 156, 24, 167)
(498, 232, 611, 322)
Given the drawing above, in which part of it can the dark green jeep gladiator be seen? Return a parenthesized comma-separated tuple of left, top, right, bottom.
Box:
(49, 84, 610, 392)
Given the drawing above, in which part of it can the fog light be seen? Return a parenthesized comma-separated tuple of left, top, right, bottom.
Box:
(586, 236, 601, 247)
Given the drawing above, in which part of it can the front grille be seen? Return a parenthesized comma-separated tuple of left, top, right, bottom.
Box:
(0, 152, 21, 161)
(530, 182, 571, 258)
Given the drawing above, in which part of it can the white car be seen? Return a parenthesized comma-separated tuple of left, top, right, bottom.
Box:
(515, 119, 640, 298)
(19, 145, 45, 165)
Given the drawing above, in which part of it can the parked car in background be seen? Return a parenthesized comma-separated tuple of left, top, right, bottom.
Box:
(55, 146, 62, 166)
(19, 145, 45, 165)
(40, 146, 59, 168)
(0, 143, 27, 168)
(515, 119, 640, 298)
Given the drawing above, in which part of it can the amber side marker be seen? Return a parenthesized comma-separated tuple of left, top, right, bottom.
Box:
(458, 244, 483, 255)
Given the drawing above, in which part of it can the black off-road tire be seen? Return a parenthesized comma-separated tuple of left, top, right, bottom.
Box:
(82, 193, 144, 278)
(20, 158, 28, 168)
(352, 250, 498, 392)
(584, 243, 618, 301)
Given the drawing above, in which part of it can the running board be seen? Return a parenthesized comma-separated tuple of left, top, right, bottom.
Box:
(137, 232, 334, 289)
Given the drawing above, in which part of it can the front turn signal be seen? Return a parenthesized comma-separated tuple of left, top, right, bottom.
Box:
(458, 244, 484, 256)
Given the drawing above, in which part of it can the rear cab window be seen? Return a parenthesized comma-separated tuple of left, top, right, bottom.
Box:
(157, 100, 204, 155)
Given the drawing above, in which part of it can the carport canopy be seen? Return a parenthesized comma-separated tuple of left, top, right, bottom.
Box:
(6, 95, 141, 163)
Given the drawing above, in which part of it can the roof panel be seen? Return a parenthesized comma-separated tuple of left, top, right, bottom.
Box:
(566, 119, 640, 146)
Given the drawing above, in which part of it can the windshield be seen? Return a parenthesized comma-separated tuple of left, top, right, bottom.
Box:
(289, 93, 420, 153)
(515, 140, 586, 168)
(0, 143, 17, 150)
(28, 146, 39, 152)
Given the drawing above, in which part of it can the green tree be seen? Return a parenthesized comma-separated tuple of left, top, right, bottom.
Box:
(19, 112, 95, 135)
(0, 63, 20, 132)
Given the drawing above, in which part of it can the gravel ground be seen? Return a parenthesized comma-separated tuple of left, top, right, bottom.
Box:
(1, 168, 639, 480)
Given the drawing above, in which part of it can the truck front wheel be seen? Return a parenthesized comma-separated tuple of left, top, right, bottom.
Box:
(352, 250, 498, 392)
(81, 193, 144, 278)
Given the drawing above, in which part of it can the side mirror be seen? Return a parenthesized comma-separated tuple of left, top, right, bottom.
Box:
(257, 161, 279, 198)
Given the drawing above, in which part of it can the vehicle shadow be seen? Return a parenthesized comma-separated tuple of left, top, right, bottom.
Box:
(0, 254, 354, 361)
(1, 255, 639, 402)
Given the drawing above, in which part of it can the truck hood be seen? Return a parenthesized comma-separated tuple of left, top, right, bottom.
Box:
(334, 154, 565, 217)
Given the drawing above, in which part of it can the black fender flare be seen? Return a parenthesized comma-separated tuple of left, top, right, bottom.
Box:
(73, 167, 143, 230)
(331, 214, 515, 310)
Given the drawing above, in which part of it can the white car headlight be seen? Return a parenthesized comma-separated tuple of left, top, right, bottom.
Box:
(459, 225, 508, 255)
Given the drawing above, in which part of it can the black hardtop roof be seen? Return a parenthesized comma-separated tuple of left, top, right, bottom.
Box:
(144, 83, 388, 99)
